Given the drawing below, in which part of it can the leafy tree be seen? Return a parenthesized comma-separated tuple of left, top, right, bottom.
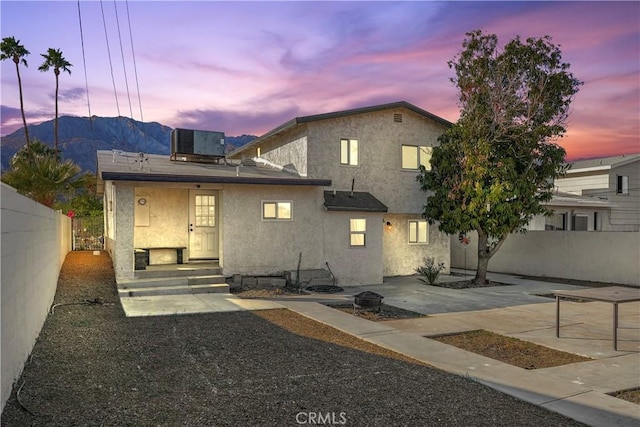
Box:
(38, 48, 72, 157)
(1, 36, 31, 149)
(2, 140, 80, 208)
(418, 30, 582, 285)
(56, 172, 104, 217)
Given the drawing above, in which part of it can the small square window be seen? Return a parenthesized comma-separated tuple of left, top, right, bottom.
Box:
(263, 201, 292, 220)
(408, 220, 429, 244)
(617, 175, 629, 195)
(350, 218, 366, 246)
(402, 145, 432, 170)
(340, 139, 359, 166)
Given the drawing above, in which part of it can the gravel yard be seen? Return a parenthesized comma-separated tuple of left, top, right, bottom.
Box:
(1, 252, 586, 426)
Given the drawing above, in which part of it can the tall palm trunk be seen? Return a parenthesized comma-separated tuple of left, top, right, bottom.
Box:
(54, 69, 59, 157)
(14, 59, 30, 150)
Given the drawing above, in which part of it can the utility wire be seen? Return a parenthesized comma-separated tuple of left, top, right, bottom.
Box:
(100, 0, 121, 118)
(77, 0, 93, 127)
(126, 0, 144, 122)
(113, 0, 133, 119)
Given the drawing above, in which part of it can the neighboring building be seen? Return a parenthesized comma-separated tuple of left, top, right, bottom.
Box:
(526, 191, 612, 231)
(97, 101, 452, 286)
(553, 154, 640, 231)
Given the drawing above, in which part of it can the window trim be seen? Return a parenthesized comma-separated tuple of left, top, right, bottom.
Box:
(349, 218, 366, 247)
(616, 175, 629, 195)
(340, 138, 359, 166)
(408, 219, 429, 244)
(262, 200, 293, 221)
(401, 145, 432, 170)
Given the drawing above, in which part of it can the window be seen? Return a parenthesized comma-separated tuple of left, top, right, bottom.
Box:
(350, 218, 366, 246)
(408, 220, 429, 244)
(402, 145, 432, 170)
(262, 201, 292, 220)
(594, 212, 598, 231)
(340, 139, 358, 166)
(617, 175, 629, 195)
(195, 195, 216, 226)
(545, 212, 566, 230)
(571, 214, 588, 231)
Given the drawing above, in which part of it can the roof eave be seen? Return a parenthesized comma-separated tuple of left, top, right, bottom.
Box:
(101, 172, 331, 187)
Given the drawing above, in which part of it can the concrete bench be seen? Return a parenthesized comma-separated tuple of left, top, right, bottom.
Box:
(135, 247, 187, 268)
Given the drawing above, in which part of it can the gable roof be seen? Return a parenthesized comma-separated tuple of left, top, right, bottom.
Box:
(96, 150, 331, 194)
(229, 101, 452, 157)
(568, 153, 640, 173)
(323, 191, 388, 213)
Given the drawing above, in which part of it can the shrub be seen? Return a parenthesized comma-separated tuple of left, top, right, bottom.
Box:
(415, 257, 445, 285)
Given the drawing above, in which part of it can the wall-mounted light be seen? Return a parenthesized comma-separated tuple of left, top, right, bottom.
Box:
(137, 197, 147, 206)
(384, 221, 392, 230)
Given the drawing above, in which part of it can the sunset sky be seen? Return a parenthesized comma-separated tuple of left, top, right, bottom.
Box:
(1, 1, 638, 160)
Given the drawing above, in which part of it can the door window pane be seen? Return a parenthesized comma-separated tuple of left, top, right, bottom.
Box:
(195, 195, 215, 227)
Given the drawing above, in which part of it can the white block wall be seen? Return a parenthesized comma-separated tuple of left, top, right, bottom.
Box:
(451, 230, 640, 285)
(1, 183, 71, 410)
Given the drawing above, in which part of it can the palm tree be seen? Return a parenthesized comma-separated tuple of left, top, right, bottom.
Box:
(2, 140, 80, 208)
(1, 36, 31, 149)
(39, 48, 72, 157)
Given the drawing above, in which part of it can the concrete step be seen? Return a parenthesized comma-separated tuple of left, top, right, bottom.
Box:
(118, 283, 230, 297)
(119, 275, 227, 290)
(134, 267, 222, 279)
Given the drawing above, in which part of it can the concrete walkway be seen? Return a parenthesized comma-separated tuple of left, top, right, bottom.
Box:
(119, 271, 640, 427)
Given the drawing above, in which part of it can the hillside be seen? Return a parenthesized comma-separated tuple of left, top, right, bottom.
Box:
(1, 116, 256, 172)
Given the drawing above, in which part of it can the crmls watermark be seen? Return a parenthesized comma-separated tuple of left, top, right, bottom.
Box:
(295, 411, 347, 425)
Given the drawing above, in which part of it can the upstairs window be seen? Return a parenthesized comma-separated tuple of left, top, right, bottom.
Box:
(340, 139, 359, 166)
(350, 218, 366, 246)
(402, 145, 432, 170)
(408, 220, 429, 244)
(616, 175, 629, 195)
(262, 201, 292, 220)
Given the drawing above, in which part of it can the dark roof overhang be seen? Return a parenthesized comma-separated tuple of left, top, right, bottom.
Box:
(101, 172, 331, 186)
(324, 190, 388, 212)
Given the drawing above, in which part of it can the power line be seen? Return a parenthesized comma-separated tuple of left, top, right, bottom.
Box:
(113, 0, 133, 119)
(125, 0, 144, 122)
(77, 0, 92, 125)
(100, 0, 121, 118)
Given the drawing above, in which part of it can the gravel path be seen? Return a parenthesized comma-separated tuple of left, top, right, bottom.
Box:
(1, 252, 586, 426)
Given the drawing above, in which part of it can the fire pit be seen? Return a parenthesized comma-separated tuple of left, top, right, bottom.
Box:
(353, 291, 384, 312)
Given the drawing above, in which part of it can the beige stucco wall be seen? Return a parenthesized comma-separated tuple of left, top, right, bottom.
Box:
(322, 211, 384, 285)
(1, 183, 71, 411)
(221, 184, 326, 275)
(382, 213, 450, 277)
(261, 136, 308, 176)
(134, 187, 190, 264)
(450, 230, 640, 285)
(305, 107, 447, 214)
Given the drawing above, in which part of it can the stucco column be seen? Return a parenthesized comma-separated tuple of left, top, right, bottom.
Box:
(114, 184, 135, 281)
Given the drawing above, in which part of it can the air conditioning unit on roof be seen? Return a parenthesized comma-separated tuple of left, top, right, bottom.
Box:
(171, 128, 225, 157)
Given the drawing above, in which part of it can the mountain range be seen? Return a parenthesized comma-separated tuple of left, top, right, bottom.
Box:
(0, 116, 256, 173)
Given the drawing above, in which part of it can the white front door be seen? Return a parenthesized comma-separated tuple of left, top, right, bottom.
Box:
(189, 190, 219, 259)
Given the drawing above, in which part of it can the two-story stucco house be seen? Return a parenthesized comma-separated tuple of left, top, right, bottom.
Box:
(228, 101, 452, 278)
(552, 154, 640, 231)
(97, 101, 452, 287)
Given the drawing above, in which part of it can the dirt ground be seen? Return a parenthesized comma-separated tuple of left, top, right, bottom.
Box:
(0, 251, 590, 426)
